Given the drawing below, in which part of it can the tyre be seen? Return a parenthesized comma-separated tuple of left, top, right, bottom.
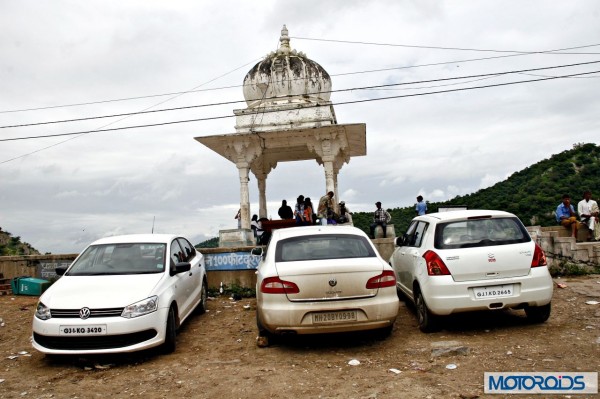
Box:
(256, 311, 272, 347)
(415, 289, 440, 333)
(162, 306, 177, 354)
(525, 303, 551, 323)
(195, 278, 208, 315)
(374, 324, 394, 340)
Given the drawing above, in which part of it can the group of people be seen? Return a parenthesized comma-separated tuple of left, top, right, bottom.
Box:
(556, 191, 600, 241)
(244, 193, 429, 242)
(281, 192, 353, 226)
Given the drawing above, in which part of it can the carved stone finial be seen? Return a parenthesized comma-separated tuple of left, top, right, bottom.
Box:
(279, 24, 291, 54)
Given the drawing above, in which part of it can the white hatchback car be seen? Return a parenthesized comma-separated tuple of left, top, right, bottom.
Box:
(254, 225, 399, 345)
(32, 234, 207, 355)
(389, 210, 553, 332)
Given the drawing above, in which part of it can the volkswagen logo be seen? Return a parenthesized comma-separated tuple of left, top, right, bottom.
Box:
(79, 307, 91, 320)
(328, 278, 337, 287)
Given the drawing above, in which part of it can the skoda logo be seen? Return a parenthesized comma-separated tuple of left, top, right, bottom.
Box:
(328, 278, 337, 287)
(79, 307, 91, 320)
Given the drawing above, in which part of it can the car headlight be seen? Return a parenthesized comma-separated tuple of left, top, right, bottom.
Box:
(35, 302, 51, 320)
(121, 296, 159, 319)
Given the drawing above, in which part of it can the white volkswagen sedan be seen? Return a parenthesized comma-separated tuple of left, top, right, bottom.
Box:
(32, 234, 207, 355)
(389, 210, 553, 332)
(254, 226, 399, 345)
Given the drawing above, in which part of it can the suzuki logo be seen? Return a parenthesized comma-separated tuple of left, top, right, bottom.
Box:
(328, 278, 337, 287)
(79, 307, 91, 320)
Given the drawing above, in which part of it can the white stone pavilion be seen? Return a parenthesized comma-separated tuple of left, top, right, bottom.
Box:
(195, 26, 366, 244)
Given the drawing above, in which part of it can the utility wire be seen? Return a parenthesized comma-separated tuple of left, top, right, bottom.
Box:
(0, 58, 261, 165)
(3, 60, 600, 130)
(2, 42, 599, 114)
(2, 68, 598, 144)
(291, 37, 600, 54)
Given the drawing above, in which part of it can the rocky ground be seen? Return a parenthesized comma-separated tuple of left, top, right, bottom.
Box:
(1, 275, 599, 399)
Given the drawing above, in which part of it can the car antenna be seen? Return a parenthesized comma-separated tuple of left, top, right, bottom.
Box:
(151, 216, 155, 234)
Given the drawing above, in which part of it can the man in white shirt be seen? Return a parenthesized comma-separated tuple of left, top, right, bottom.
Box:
(577, 191, 599, 241)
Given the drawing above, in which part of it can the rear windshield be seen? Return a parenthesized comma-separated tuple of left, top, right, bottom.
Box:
(434, 217, 531, 249)
(275, 234, 376, 262)
(67, 243, 166, 276)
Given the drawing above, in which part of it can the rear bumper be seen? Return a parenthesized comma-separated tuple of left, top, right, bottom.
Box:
(419, 267, 554, 316)
(258, 289, 399, 335)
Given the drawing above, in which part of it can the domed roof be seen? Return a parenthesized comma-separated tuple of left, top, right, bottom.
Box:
(243, 25, 332, 108)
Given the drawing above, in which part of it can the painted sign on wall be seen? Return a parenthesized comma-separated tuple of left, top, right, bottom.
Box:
(203, 252, 260, 271)
(37, 260, 73, 280)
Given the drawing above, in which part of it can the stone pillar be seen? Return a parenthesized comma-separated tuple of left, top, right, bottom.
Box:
(237, 163, 251, 229)
(257, 174, 267, 219)
(322, 157, 336, 197)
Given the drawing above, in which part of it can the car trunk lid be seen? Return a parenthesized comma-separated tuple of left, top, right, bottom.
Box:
(439, 241, 535, 282)
(275, 257, 385, 302)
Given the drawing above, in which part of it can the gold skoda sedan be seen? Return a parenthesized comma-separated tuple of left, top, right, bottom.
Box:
(254, 225, 399, 345)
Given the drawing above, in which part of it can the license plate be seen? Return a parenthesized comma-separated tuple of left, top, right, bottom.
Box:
(473, 284, 514, 300)
(59, 325, 107, 336)
(312, 311, 357, 324)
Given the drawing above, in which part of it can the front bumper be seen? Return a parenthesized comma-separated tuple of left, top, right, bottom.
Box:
(31, 307, 169, 355)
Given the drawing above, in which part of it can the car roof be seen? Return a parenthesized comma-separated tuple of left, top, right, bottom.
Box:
(272, 225, 368, 240)
(90, 234, 182, 246)
(418, 209, 517, 222)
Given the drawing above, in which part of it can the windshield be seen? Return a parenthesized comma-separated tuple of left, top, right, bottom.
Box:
(434, 217, 531, 249)
(275, 234, 376, 262)
(66, 243, 166, 276)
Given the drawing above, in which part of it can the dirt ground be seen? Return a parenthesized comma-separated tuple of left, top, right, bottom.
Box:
(1, 275, 599, 399)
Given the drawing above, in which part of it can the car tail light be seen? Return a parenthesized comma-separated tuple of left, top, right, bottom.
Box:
(260, 276, 300, 294)
(531, 243, 548, 267)
(366, 270, 396, 289)
(423, 250, 451, 276)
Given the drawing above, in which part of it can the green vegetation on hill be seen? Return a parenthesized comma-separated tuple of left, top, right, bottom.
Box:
(0, 227, 40, 256)
(196, 237, 219, 248)
(353, 143, 600, 236)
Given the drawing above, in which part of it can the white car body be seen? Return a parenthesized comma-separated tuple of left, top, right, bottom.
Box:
(255, 226, 399, 341)
(32, 234, 207, 355)
(389, 210, 553, 332)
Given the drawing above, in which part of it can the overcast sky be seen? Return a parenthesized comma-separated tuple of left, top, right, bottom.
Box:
(1, 1, 599, 254)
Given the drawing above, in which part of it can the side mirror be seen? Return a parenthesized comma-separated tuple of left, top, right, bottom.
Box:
(55, 266, 67, 276)
(251, 247, 263, 256)
(174, 262, 191, 274)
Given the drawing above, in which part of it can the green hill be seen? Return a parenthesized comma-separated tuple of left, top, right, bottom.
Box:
(353, 142, 600, 236)
(0, 227, 40, 256)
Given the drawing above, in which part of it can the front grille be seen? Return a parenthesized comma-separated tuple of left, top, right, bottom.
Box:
(33, 329, 158, 350)
(51, 308, 124, 318)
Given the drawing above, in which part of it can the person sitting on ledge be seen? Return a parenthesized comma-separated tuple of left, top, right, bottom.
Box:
(555, 194, 578, 239)
(577, 190, 599, 241)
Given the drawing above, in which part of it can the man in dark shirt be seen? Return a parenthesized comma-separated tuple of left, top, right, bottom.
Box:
(278, 200, 294, 219)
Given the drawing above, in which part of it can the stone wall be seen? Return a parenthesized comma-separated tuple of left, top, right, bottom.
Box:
(527, 226, 600, 270)
(0, 240, 398, 291)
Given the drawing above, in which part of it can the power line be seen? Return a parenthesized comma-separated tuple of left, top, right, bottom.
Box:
(2, 42, 599, 114)
(2, 68, 598, 144)
(291, 36, 600, 54)
(2, 60, 600, 130)
(0, 58, 262, 165)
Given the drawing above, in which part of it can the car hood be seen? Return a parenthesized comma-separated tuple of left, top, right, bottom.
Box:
(40, 274, 165, 309)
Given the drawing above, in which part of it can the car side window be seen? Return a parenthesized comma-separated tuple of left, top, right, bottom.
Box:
(170, 240, 184, 272)
(177, 238, 196, 262)
(404, 221, 427, 247)
(412, 222, 428, 247)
